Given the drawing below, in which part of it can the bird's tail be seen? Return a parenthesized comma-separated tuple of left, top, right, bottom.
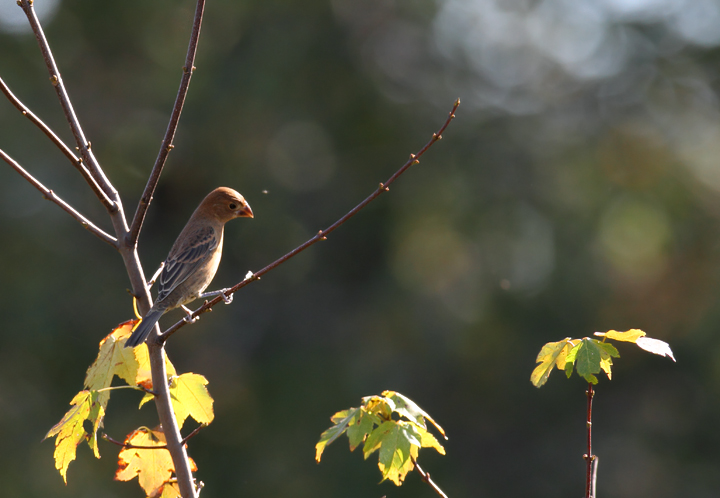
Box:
(125, 309, 164, 348)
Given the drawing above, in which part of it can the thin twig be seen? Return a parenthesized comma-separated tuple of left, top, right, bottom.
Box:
(101, 425, 204, 450)
(0, 148, 117, 247)
(160, 99, 460, 342)
(584, 383, 595, 498)
(412, 458, 449, 498)
(128, 0, 207, 246)
(17, 0, 118, 206)
(0, 75, 115, 210)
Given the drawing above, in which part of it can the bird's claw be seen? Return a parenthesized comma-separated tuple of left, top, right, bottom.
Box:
(220, 290, 233, 304)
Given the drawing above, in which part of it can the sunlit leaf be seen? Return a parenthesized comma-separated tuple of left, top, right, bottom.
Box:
(415, 425, 445, 455)
(594, 329, 646, 343)
(530, 338, 572, 387)
(167, 373, 214, 429)
(636, 337, 676, 361)
(114, 427, 190, 497)
(363, 421, 420, 485)
(315, 407, 360, 462)
(382, 390, 446, 439)
(44, 390, 104, 483)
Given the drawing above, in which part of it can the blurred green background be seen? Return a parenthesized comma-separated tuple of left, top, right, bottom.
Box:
(1, 0, 719, 496)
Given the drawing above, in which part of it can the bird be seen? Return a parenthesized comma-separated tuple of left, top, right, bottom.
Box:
(125, 187, 253, 348)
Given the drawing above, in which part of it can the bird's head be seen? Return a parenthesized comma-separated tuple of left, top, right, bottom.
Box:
(201, 187, 254, 223)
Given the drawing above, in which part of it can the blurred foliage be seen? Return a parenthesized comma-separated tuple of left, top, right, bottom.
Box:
(3, 0, 720, 496)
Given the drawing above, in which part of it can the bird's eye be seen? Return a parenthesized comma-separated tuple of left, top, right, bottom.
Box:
(229, 203, 238, 210)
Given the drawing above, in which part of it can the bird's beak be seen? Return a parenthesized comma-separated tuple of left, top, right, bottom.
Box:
(238, 203, 254, 218)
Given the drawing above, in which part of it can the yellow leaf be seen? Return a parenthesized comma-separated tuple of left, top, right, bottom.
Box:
(85, 320, 141, 409)
(594, 329, 646, 343)
(154, 481, 182, 498)
(382, 391, 446, 439)
(531, 338, 572, 387)
(555, 339, 580, 370)
(599, 356, 613, 380)
(415, 425, 445, 455)
(45, 390, 105, 483)
(134, 344, 177, 390)
(114, 428, 175, 497)
(168, 373, 214, 429)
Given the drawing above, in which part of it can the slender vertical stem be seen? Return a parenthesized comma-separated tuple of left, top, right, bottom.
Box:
(585, 383, 595, 498)
(129, 0, 206, 246)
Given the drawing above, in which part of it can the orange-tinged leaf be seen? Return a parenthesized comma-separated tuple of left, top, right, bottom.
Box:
(115, 428, 176, 496)
(133, 344, 177, 389)
(594, 329, 646, 343)
(154, 481, 182, 498)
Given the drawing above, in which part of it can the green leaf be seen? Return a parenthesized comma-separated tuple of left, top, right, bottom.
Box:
(363, 421, 420, 486)
(576, 338, 602, 384)
(530, 338, 572, 387)
(315, 407, 360, 462)
(347, 409, 378, 451)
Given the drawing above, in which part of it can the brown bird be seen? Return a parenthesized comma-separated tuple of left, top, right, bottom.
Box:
(125, 187, 253, 348)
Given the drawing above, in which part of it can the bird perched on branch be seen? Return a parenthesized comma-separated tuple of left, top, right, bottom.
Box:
(125, 187, 254, 348)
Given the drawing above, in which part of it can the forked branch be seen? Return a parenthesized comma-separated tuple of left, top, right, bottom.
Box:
(0, 76, 114, 210)
(160, 99, 460, 342)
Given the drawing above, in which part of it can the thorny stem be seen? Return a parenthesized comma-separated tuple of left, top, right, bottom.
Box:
(159, 99, 460, 342)
(129, 0, 206, 246)
(412, 458, 449, 498)
(584, 383, 595, 498)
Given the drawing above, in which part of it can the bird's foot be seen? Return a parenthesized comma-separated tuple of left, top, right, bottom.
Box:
(199, 288, 233, 304)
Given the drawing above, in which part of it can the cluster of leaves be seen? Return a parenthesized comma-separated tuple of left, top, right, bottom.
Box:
(315, 390, 446, 486)
(531, 329, 676, 388)
(44, 320, 214, 497)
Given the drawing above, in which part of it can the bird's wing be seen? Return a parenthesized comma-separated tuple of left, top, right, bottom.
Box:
(156, 225, 219, 302)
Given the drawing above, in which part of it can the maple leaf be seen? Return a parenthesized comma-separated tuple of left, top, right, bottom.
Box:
(115, 427, 196, 496)
(139, 373, 214, 429)
(315, 407, 360, 462)
(44, 390, 105, 483)
(382, 390, 446, 439)
(530, 337, 572, 387)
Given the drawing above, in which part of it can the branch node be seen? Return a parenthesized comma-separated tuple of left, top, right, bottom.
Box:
(412, 160, 419, 165)
(166, 144, 175, 152)
(410, 153, 416, 159)
(49, 75, 58, 86)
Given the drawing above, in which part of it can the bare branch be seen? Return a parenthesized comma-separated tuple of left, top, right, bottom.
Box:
(17, 0, 118, 206)
(159, 99, 460, 342)
(413, 458, 449, 498)
(0, 75, 115, 211)
(128, 0, 207, 246)
(0, 148, 117, 248)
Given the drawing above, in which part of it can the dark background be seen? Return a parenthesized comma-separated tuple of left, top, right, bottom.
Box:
(1, 0, 719, 497)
